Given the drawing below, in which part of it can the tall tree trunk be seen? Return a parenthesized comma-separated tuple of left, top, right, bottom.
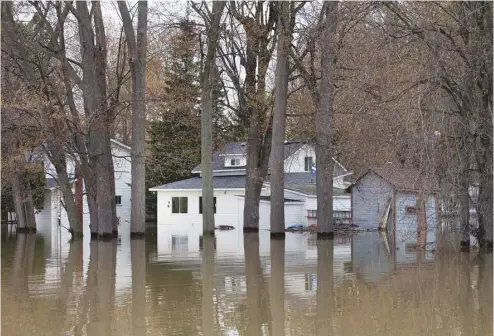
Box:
(74, 167, 84, 231)
(315, 2, 338, 237)
(200, 1, 226, 235)
(75, 1, 115, 237)
(118, 0, 148, 236)
(270, 2, 292, 237)
(12, 167, 36, 232)
(459, 138, 470, 249)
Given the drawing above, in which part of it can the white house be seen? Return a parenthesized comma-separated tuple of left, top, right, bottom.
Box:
(35, 139, 132, 238)
(149, 140, 353, 237)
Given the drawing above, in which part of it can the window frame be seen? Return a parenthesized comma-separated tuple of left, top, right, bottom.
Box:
(172, 196, 188, 214)
(115, 195, 122, 205)
(304, 156, 314, 172)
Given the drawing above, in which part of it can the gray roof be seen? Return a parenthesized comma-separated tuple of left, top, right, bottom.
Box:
(150, 176, 247, 190)
(192, 139, 350, 176)
(151, 171, 349, 194)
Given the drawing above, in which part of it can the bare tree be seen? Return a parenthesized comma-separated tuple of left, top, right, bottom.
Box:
(195, 1, 226, 235)
(315, 2, 338, 237)
(118, 1, 149, 236)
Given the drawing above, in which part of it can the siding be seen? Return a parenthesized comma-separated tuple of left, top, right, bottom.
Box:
(394, 192, 437, 263)
(351, 172, 394, 229)
(284, 145, 315, 173)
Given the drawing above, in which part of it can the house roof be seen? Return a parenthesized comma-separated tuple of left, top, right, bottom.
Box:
(150, 171, 349, 194)
(351, 165, 439, 193)
(149, 175, 248, 190)
(192, 139, 350, 175)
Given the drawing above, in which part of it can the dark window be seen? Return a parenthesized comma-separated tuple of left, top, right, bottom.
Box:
(172, 197, 188, 213)
(199, 197, 217, 214)
(405, 206, 416, 215)
(231, 158, 236, 166)
(304, 156, 313, 171)
(115, 196, 122, 205)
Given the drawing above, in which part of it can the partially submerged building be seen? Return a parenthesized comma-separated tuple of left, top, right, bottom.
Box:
(347, 165, 438, 252)
(149, 140, 353, 235)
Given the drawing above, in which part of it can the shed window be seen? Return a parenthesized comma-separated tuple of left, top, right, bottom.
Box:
(172, 197, 188, 213)
(199, 197, 217, 214)
(304, 156, 314, 171)
(115, 196, 122, 205)
(405, 206, 416, 215)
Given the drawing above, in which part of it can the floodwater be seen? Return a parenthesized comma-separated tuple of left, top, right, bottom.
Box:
(1, 224, 492, 336)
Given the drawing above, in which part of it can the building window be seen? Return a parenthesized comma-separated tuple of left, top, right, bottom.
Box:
(304, 156, 314, 171)
(199, 197, 217, 214)
(172, 235, 188, 252)
(405, 206, 417, 215)
(172, 197, 188, 213)
(115, 195, 122, 205)
(230, 158, 241, 166)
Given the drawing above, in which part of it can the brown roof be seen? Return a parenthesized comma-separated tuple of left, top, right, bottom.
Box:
(355, 164, 439, 193)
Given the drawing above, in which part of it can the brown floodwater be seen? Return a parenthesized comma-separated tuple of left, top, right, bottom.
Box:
(1, 225, 492, 336)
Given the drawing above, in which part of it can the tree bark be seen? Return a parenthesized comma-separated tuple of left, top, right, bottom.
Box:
(118, 0, 148, 236)
(75, 1, 115, 237)
(316, 2, 338, 237)
(51, 147, 83, 238)
(270, 2, 292, 237)
(200, 1, 226, 235)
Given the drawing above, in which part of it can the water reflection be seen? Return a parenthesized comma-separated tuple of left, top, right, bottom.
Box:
(270, 238, 285, 336)
(1, 225, 492, 336)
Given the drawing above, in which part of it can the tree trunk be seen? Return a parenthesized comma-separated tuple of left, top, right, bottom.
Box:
(476, 173, 493, 251)
(75, 1, 115, 237)
(315, 2, 338, 237)
(200, 1, 226, 235)
(12, 168, 36, 232)
(51, 148, 82, 238)
(118, 0, 148, 236)
(270, 2, 292, 237)
(459, 143, 470, 249)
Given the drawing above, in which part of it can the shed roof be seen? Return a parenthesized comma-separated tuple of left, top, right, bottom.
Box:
(351, 165, 439, 193)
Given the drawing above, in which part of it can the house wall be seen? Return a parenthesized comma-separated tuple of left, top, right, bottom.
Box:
(394, 192, 437, 263)
(155, 189, 246, 230)
(257, 200, 305, 230)
(351, 172, 394, 229)
(284, 145, 315, 172)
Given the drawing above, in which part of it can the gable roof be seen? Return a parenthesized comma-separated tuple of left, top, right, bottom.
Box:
(149, 175, 248, 191)
(352, 165, 439, 193)
(192, 139, 350, 175)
